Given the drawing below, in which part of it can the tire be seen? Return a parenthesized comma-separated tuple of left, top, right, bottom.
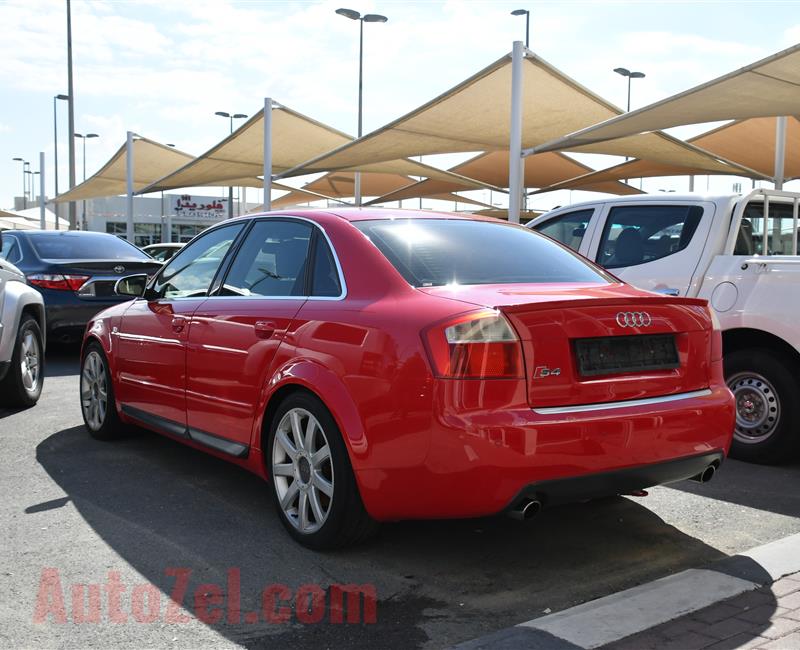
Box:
(80, 342, 125, 440)
(0, 314, 44, 408)
(266, 391, 378, 550)
(725, 348, 800, 464)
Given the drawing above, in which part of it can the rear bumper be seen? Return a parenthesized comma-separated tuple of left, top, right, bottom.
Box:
(41, 292, 128, 342)
(355, 383, 735, 521)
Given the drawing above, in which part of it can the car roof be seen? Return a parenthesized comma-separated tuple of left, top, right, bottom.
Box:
(232, 207, 506, 224)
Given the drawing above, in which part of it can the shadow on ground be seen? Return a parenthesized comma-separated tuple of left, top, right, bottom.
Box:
(32, 423, 749, 649)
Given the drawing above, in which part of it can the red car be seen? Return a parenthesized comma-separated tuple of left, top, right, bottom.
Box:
(79, 209, 735, 549)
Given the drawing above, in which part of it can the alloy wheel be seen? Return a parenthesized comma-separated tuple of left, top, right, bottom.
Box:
(272, 407, 334, 534)
(728, 371, 780, 444)
(81, 351, 108, 431)
(19, 329, 40, 395)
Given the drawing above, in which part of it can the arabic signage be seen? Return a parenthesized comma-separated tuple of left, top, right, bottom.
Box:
(171, 194, 227, 220)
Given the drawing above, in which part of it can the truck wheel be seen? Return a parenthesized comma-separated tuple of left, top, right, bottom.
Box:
(725, 348, 800, 464)
(0, 314, 44, 408)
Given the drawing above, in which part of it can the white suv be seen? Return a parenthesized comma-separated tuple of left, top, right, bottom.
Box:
(530, 189, 800, 464)
(0, 230, 45, 408)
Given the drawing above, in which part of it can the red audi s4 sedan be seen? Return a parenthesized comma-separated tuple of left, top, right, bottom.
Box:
(79, 209, 735, 549)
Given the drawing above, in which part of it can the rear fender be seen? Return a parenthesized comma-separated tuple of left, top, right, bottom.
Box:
(0, 280, 45, 364)
(254, 359, 369, 469)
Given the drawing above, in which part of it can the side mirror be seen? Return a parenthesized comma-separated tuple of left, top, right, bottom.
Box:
(114, 273, 149, 298)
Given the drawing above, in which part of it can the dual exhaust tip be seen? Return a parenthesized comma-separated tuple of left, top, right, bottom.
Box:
(507, 464, 718, 521)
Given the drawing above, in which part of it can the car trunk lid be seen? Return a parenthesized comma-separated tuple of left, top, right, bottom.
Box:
(40, 259, 162, 298)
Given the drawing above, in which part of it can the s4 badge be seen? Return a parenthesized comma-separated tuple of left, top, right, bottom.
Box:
(533, 366, 561, 379)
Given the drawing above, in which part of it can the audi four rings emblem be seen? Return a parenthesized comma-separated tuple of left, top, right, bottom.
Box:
(616, 311, 653, 328)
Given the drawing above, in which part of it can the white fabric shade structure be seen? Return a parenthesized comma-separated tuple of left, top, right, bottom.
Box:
(532, 116, 800, 194)
(0, 207, 68, 230)
(55, 138, 196, 203)
(143, 104, 500, 194)
(366, 150, 641, 205)
(534, 43, 800, 153)
(281, 48, 761, 181)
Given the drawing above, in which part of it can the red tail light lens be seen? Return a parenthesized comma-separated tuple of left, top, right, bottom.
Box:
(28, 273, 90, 292)
(424, 310, 524, 379)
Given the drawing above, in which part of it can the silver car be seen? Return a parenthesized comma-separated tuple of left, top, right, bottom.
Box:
(0, 230, 46, 407)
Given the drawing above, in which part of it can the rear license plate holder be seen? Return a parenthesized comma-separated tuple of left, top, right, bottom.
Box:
(574, 334, 679, 377)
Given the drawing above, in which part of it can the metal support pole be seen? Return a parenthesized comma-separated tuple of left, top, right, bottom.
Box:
(774, 116, 787, 190)
(39, 152, 46, 230)
(263, 98, 273, 212)
(525, 12, 529, 48)
(53, 97, 60, 230)
(354, 19, 364, 206)
(689, 175, 695, 192)
(66, 0, 77, 230)
(125, 131, 134, 243)
(507, 40, 525, 224)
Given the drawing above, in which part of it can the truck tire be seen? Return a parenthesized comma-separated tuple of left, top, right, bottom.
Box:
(725, 348, 800, 464)
(0, 314, 44, 408)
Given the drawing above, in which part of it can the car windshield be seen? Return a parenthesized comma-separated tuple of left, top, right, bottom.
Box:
(29, 233, 149, 260)
(355, 218, 610, 287)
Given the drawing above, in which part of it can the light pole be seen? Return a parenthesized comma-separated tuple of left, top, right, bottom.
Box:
(335, 7, 388, 206)
(214, 111, 248, 218)
(74, 132, 99, 230)
(66, 0, 77, 229)
(511, 9, 530, 48)
(12, 158, 28, 209)
(162, 143, 176, 242)
(613, 67, 645, 113)
(613, 67, 645, 168)
(53, 94, 69, 230)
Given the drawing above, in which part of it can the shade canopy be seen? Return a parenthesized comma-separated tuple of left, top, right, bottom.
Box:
(55, 138, 194, 203)
(367, 150, 641, 205)
(304, 171, 418, 198)
(283, 49, 759, 179)
(144, 104, 499, 193)
(532, 116, 800, 194)
(0, 207, 68, 230)
(535, 44, 800, 152)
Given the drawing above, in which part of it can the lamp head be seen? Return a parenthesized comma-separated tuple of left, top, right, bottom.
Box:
(336, 8, 360, 20)
(629, 71, 645, 79)
(215, 111, 231, 118)
(363, 13, 388, 22)
(511, 9, 528, 16)
(232, 113, 248, 119)
(86, 133, 99, 138)
(55, 94, 69, 100)
(613, 67, 631, 77)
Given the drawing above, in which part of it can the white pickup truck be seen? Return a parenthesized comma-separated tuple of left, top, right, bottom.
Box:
(529, 189, 800, 465)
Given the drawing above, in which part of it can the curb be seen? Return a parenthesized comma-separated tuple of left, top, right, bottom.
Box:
(455, 532, 800, 649)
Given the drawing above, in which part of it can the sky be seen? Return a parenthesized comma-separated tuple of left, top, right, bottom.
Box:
(1, 0, 799, 212)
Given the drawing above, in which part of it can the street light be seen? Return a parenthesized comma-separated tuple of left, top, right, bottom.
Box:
(75, 132, 99, 229)
(12, 157, 28, 209)
(214, 111, 248, 218)
(511, 9, 530, 48)
(613, 67, 645, 112)
(335, 7, 388, 206)
(53, 94, 69, 230)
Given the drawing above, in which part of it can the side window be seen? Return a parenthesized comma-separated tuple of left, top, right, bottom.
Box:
(737, 202, 797, 256)
(311, 237, 342, 297)
(596, 205, 703, 269)
(152, 224, 244, 299)
(534, 209, 594, 251)
(221, 220, 312, 297)
(0, 235, 21, 264)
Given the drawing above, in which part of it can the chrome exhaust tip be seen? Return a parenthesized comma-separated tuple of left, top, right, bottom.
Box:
(690, 464, 717, 483)
(508, 499, 542, 521)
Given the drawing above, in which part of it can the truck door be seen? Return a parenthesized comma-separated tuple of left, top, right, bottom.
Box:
(587, 201, 715, 296)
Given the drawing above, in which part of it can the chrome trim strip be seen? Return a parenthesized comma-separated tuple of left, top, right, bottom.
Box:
(532, 388, 713, 415)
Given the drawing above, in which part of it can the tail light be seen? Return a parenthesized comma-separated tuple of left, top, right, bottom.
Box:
(28, 273, 90, 292)
(423, 310, 524, 379)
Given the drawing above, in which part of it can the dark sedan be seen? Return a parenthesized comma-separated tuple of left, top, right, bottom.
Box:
(0, 231, 162, 343)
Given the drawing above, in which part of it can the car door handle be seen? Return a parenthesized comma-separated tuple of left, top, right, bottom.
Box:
(653, 287, 681, 296)
(254, 320, 277, 338)
(171, 316, 188, 332)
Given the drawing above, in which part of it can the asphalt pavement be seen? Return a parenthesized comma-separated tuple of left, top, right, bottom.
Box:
(1, 346, 799, 649)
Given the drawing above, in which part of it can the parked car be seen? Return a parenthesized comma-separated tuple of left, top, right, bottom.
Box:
(0, 230, 46, 407)
(142, 242, 184, 262)
(529, 189, 800, 464)
(0, 231, 162, 343)
(79, 209, 734, 549)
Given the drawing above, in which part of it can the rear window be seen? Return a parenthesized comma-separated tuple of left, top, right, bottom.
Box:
(29, 233, 148, 260)
(354, 219, 609, 287)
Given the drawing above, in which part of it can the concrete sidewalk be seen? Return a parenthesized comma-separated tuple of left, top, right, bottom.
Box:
(456, 533, 800, 649)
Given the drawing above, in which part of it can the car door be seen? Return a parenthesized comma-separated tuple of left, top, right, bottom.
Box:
(530, 207, 598, 256)
(184, 218, 320, 454)
(115, 222, 245, 430)
(586, 201, 715, 296)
